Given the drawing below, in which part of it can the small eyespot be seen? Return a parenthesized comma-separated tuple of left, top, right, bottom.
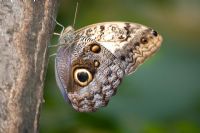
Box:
(120, 55, 126, 61)
(134, 42, 140, 46)
(90, 43, 101, 53)
(152, 30, 158, 37)
(140, 37, 148, 44)
(74, 68, 93, 86)
(94, 60, 100, 67)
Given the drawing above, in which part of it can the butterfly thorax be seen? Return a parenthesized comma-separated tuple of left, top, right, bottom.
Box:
(59, 26, 76, 45)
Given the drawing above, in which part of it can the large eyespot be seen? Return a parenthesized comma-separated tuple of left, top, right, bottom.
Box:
(74, 68, 93, 86)
(90, 43, 101, 53)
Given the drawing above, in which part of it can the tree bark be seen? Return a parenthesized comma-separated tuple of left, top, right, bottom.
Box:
(0, 0, 58, 132)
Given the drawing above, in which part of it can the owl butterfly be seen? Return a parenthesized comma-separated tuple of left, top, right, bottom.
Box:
(55, 22, 163, 112)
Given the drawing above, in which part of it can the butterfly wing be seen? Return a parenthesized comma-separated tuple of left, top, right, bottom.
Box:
(55, 22, 162, 112)
(55, 46, 72, 102)
(75, 22, 162, 74)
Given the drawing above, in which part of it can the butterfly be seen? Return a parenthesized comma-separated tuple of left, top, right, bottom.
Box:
(54, 22, 163, 112)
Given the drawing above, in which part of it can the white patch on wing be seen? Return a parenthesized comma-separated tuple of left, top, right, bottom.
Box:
(98, 41, 125, 54)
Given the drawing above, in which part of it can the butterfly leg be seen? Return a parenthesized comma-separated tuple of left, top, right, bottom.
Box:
(49, 53, 57, 58)
(53, 32, 61, 36)
(51, 16, 65, 35)
(49, 17, 66, 48)
(48, 43, 66, 48)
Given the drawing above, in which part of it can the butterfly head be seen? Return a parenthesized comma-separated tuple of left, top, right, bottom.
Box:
(59, 26, 76, 45)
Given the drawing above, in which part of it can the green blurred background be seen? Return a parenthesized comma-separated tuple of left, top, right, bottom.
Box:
(41, 0, 200, 132)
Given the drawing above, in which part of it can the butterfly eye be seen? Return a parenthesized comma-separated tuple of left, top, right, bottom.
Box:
(74, 68, 93, 86)
(90, 43, 101, 53)
(140, 37, 148, 44)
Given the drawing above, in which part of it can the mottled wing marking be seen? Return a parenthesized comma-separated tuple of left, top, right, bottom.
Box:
(67, 40, 125, 112)
(55, 22, 163, 112)
(75, 22, 162, 74)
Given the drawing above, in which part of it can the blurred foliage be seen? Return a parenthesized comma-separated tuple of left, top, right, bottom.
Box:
(41, 0, 200, 133)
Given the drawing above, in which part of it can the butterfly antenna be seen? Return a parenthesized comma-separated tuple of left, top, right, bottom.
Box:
(73, 2, 79, 28)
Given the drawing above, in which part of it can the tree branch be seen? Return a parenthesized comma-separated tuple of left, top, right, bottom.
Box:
(0, 0, 58, 132)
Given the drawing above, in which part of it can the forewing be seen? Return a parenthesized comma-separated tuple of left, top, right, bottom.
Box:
(75, 22, 162, 74)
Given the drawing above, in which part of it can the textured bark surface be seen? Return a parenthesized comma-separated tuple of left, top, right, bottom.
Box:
(0, 0, 58, 132)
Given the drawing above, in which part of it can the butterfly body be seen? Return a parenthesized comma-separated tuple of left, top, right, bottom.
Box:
(55, 22, 162, 112)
